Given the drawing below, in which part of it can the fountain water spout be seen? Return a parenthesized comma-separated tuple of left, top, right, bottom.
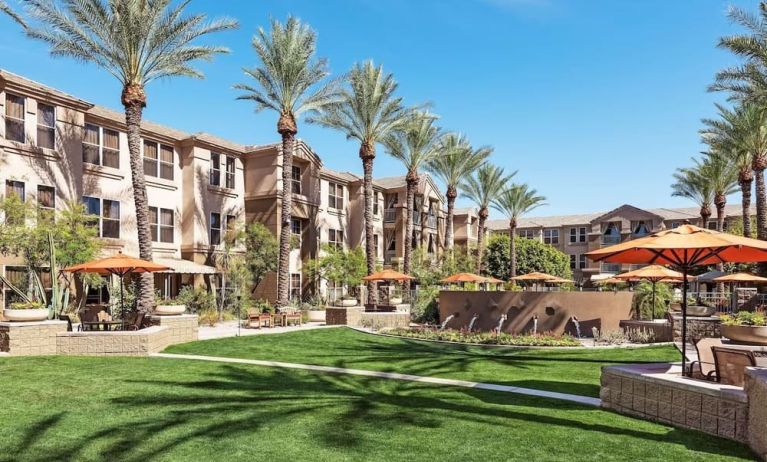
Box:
(571, 316, 581, 339)
(440, 314, 456, 330)
(532, 314, 538, 335)
(495, 315, 507, 335)
(467, 314, 479, 332)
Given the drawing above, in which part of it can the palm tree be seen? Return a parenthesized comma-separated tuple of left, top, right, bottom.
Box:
(0, 0, 24, 25)
(711, 3, 767, 104)
(19, 0, 237, 312)
(427, 133, 490, 251)
(671, 162, 714, 226)
(236, 16, 339, 307)
(460, 164, 515, 274)
(307, 61, 409, 303)
(382, 111, 442, 274)
(492, 184, 546, 278)
(701, 152, 739, 232)
(701, 104, 756, 236)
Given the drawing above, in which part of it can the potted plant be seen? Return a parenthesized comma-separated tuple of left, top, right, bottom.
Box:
(154, 297, 186, 316)
(720, 311, 767, 345)
(336, 295, 358, 307)
(3, 301, 48, 322)
(299, 297, 326, 322)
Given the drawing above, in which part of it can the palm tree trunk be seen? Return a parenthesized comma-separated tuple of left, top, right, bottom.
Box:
(476, 208, 488, 274)
(715, 199, 726, 293)
(445, 186, 457, 250)
(219, 271, 227, 322)
(509, 220, 517, 279)
(755, 165, 767, 241)
(403, 172, 418, 274)
(741, 178, 753, 238)
(360, 143, 377, 304)
(276, 115, 297, 308)
(122, 85, 154, 313)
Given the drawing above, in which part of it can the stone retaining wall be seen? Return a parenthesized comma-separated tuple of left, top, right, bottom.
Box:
(56, 326, 171, 356)
(619, 320, 673, 342)
(147, 314, 198, 345)
(746, 368, 767, 460)
(601, 363, 749, 442)
(670, 316, 721, 343)
(326, 307, 410, 329)
(0, 321, 68, 356)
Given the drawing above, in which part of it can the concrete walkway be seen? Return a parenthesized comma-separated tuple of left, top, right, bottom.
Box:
(198, 320, 338, 341)
(153, 352, 601, 407)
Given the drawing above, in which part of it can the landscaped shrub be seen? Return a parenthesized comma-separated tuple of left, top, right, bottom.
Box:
(593, 328, 657, 344)
(8, 301, 45, 310)
(380, 327, 581, 347)
(410, 286, 440, 324)
(197, 309, 218, 327)
(176, 286, 216, 314)
(721, 311, 767, 327)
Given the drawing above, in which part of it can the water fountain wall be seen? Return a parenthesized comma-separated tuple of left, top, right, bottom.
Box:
(437, 291, 634, 335)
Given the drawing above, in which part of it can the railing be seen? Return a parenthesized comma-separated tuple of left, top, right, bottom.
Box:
(602, 236, 621, 245)
(384, 209, 396, 223)
(413, 212, 422, 225)
(426, 216, 437, 229)
(601, 263, 621, 273)
(671, 291, 767, 314)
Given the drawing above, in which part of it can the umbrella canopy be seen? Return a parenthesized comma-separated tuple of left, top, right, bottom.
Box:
(361, 269, 414, 282)
(510, 271, 559, 282)
(64, 252, 170, 276)
(484, 276, 505, 284)
(547, 277, 574, 284)
(713, 272, 767, 284)
(440, 272, 488, 284)
(586, 224, 767, 376)
(614, 265, 684, 282)
(597, 277, 627, 285)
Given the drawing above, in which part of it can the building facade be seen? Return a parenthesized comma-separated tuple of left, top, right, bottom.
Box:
(0, 69, 447, 307)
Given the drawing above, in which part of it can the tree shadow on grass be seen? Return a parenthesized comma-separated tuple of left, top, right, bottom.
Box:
(1, 362, 754, 462)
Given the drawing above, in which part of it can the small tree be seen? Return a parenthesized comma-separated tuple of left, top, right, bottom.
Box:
(242, 223, 279, 295)
(305, 245, 367, 300)
(484, 234, 571, 281)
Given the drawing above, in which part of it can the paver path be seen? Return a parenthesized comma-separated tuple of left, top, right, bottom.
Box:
(153, 352, 601, 407)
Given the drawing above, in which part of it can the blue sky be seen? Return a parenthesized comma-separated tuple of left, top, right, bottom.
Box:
(0, 0, 754, 218)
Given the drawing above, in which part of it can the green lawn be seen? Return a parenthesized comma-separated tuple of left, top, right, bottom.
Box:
(0, 356, 754, 461)
(165, 327, 680, 397)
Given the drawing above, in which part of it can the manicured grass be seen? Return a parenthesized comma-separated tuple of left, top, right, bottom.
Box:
(0, 356, 754, 461)
(165, 327, 680, 397)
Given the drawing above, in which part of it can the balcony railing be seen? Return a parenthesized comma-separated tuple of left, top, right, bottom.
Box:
(384, 209, 396, 223)
(601, 236, 621, 245)
(413, 212, 422, 225)
(426, 215, 437, 229)
(600, 263, 621, 273)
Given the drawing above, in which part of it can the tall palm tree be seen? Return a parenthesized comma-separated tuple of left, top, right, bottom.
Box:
(701, 104, 756, 236)
(711, 2, 767, 104)
(382, 111, 442, 274)
(701, 151, 739, 232)
(460, 163, 515, 274)
(0, 0, 24, 25)
(236, 16, 339, 307)
(19, 0, 237, 311)
(492, 184, 546, 278)
(671, 162, 714, 226)
(427, 133, 490, 251)
(307, 61, 409, 303)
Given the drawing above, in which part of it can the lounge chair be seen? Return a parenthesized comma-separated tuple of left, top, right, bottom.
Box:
(712, 346, 757, 387)
(689, 338, 722, 380)
(247, 309, 272, 329)
(121, 311, 146, 331)
(283, 311, 302, 327)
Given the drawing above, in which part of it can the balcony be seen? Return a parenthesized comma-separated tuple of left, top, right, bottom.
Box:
(426, 215, 437, 229)
(601, 236, 621, 246)
(413, 212, 422, 226)
(384, 209, 396, 223)
(601, 263, 621, 273)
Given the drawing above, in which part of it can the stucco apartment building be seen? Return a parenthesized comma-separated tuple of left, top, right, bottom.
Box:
(0, 69, 448, 307)
(485, 203, 754, 284)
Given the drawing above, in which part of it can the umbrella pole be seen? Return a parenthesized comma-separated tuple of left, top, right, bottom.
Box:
(120, 275, 125, 319)
(681, 268, 688, 377)
(652, 280, 656, 321)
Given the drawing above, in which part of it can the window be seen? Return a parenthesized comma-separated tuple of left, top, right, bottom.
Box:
(328, 182, 343, 210)
(632, 221, 650, 237)
(519, 229, 536, 239)
(83, 124, 119, 168)
(601, 262, 621, 273)
(209, 152, 221, 186)
(82, 196, 120, 238)
(373, 193, 379, 216)
(149, 207, 174, 243)
(602, 223, 621, 244)
(5, 180, 25, 201)
(290, 273, 301, 301)
(328, 229, 344, 249)
(143, 140, 174, 180)
(579, 255, 587, 269)
(670, 221, 681, 229)
(543, 229, 559, 245)
(291, 166, 301, 194)
(36, 103, 55, 149)
(373, 234, 379, 257)
(37, 185, 55, 223)
(291, 218, 302, 243)
(4, 93, 25, 143)
(226, 156, 235, 189)
(569, 227, 587, 244)
(707, 220, 718, 230)
(570, 254, 576, 270)
(210, 212, 221, 245)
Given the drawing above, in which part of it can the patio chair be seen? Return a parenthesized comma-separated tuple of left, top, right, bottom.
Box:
(283, 311, 302, 327)
(689, 337, 722, 380)
(58, 314, 73, 332)
(121, 311, 146, 331)
(247, 309, 272, 329)
(711, 346, 757, 387)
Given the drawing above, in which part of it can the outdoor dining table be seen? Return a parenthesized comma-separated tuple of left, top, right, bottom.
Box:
(81, 320, 124, 332)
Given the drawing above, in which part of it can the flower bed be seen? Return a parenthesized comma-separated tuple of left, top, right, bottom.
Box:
(380, 327, 581, 347)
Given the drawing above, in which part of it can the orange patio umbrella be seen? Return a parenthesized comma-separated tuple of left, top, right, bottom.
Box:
(712, 272, 767, 284)
(440, 272, 488, 284)
(510, 271, 558, 282)
(361, 269, 415, 282)
(64, 252, 171, 314)
(615, 265, 684, 320)
(586, 224, 767, 375)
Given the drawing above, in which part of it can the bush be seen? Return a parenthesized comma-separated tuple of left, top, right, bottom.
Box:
(483, 234, 572, 281)
(198, 309, 218, 327)
(410, 286, 440, 324)
(176, 286, 216, 314)
(593, 328, 657, 344)
(721, 311, 767, 327)
(8, 301, 45, 310)
(632, 281, 672, 320)
(380, 327, 580, 347)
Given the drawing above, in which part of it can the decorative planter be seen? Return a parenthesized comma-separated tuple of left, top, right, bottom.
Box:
(307, 310, 326, 322)
(389, 297, 403, 305)
(153, 305, 186, 316)
(683, 305, 716, 317)
(722, 324, 767, 345)
(337, 299, 358, 307)
(2, 308, 48, 322)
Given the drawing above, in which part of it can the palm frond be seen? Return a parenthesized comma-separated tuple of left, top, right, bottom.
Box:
(425, 132, 490, 191)
(491, 183, 547, 224)
(460, 164, 516, 211)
